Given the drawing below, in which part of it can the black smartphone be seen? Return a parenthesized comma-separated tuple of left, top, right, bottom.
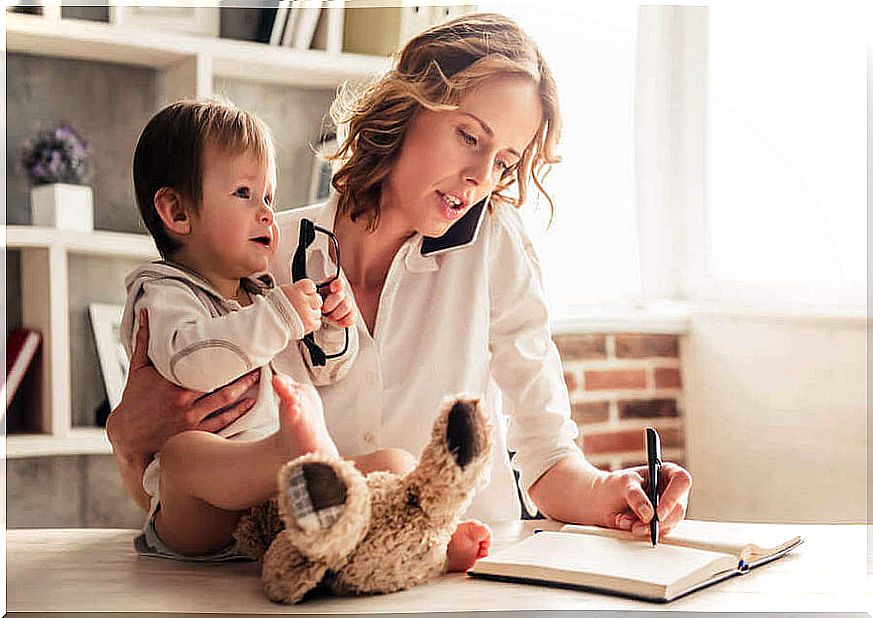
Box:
(420, 195, 489, 256)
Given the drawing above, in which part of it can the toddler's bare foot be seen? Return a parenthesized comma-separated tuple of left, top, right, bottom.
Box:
(272, 374, 339, 459)
(446, 519, 491, 573)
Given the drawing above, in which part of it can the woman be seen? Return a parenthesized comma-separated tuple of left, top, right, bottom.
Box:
(109, 13, 691, 534)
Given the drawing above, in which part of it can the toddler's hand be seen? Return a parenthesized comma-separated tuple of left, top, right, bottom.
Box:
(281, 280, 322, 335)
(320, 278, 356, 328)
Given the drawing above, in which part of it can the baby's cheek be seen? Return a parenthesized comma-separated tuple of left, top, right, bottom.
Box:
(270, 223, 280, 255)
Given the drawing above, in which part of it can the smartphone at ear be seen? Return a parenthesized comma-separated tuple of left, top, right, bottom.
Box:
(420, 195, 489, 256)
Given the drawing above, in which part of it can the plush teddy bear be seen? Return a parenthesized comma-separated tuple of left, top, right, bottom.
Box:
(233, 395, 493, 604)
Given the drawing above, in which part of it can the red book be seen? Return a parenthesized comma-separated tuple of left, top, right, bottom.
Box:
(5, 329, 42, 410)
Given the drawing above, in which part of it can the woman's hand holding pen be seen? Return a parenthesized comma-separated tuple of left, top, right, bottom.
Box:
(606, 461, 692, 540)
(528, 453, 692, 538)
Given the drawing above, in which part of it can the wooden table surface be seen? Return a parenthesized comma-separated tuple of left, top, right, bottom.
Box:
(7, 520, 870, 614)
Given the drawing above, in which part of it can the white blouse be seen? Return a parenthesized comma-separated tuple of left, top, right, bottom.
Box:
(270, 195, 581, 521)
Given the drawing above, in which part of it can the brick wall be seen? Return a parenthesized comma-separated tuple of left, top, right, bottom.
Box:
(553, 333, 685, 471)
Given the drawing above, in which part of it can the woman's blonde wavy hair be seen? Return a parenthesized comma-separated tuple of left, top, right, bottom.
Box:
(329, 12, 562, 229)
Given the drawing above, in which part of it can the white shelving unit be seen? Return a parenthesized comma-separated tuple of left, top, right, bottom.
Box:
(5, 9, 392, 458)
(6, 12, 391, 99)
(5, 226, 159, 458)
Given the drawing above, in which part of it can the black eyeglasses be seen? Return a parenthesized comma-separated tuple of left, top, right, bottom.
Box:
(291, 218, 349, 367)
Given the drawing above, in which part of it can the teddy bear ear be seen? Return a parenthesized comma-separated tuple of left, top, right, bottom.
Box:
(446, 400, 475, 467)
(446, 398, 483, 468)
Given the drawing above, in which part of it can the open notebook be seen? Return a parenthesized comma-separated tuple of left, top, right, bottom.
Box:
(468, 519, 803, 603)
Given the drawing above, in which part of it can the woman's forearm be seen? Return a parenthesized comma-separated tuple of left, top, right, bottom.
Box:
(106, 410, 151, 512)
(115, 452, 151, 512)
(527, 452, 610, 525)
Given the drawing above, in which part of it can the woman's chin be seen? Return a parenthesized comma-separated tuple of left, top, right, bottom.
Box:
(420, 223, 451, 239)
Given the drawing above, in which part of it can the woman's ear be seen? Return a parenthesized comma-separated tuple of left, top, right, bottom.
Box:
(154, 187, 192, 236)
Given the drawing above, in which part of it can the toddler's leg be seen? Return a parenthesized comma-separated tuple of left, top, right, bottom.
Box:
(154, 449, 244, 556)
(154, 379, 339, 556)
(445, 519, 491, 572)
(271, 374, 339, 459)
(350, 447, 417, 475)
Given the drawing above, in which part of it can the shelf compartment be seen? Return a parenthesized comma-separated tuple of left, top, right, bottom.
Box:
(6, 13, 391, 89)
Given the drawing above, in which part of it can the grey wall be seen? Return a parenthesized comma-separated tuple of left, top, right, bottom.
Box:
(69, 254, 147, 426)
(6, 455, 143, 528)
(213, 77, 336, 210)
(7, 52, 158, 232)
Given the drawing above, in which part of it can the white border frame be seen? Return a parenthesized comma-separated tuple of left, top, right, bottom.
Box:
(88, 302, 129, 410)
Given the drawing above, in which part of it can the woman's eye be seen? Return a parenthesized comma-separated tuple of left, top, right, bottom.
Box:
(459, 129, 478, 146)
(495, 158, 509, 171)
(234, 187, 250, 198)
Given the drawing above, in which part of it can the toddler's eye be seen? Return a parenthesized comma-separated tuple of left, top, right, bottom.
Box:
(458, 129, 478, 146)
(234, 187, 250, 199)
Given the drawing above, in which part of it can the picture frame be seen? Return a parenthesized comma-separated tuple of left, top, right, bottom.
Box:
(88, 303, 129, 410)
(109, 2, 220, 38)
(308, 138, 337, 204)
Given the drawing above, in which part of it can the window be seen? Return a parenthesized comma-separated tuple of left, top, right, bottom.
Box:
(704, 3, 866, 308)
(508, 4, 867, 317)
(500, 4, 641, 319)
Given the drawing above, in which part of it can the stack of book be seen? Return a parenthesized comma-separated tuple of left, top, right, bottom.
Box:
(267, 0, 323, 50)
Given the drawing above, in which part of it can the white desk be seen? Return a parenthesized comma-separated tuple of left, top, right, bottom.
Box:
(7, 520, 870, 614)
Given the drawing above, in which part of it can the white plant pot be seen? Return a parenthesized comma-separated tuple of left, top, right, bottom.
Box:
(31, 183, 94, 232)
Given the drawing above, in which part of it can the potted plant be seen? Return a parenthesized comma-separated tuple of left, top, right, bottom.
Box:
(20, 123, 94, 232)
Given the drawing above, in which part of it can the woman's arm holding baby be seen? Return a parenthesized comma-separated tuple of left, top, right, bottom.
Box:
(107, 309, 261, 510)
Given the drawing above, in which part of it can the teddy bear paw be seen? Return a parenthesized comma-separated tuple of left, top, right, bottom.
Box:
(277, 455, 372, 564)
(285, 462, 347, 532)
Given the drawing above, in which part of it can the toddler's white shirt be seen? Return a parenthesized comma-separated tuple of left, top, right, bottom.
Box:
(119, 260, 359, 511)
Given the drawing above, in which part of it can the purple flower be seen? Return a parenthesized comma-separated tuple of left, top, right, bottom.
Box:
(47, 151, 61, 176)
(19, 122, 91, 186)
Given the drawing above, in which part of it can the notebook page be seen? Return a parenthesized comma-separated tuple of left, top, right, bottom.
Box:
(475, 531, 736, 591)
(561, 520, 801, 561)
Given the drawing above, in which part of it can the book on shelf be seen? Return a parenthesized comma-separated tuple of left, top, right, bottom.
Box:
(468, 519, 803, 603)
(281, 2, 301, 47)
(5, 329, 42, 410)
(269, 0, 292, 46)
(311, 0, 343, 53)
(4, 328, 43, 432)
(290, 3, 321, 50)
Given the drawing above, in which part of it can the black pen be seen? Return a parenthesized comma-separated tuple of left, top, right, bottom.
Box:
(645, 427, 661, 547)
